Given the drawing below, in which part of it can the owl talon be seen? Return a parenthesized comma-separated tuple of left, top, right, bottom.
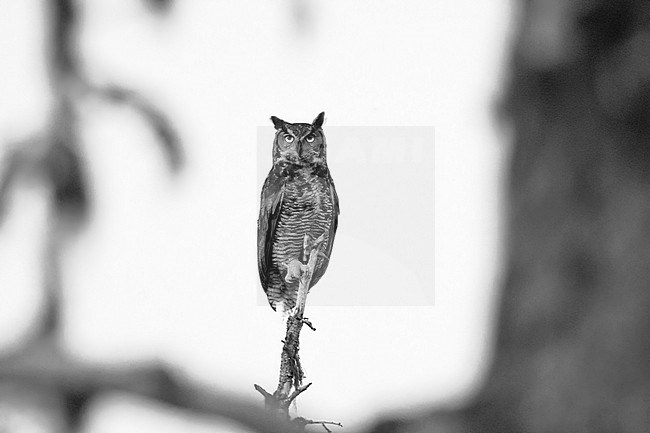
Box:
(283, 259, 303, 282)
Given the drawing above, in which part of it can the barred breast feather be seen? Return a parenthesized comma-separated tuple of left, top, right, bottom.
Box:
(257, 163, 339, 310)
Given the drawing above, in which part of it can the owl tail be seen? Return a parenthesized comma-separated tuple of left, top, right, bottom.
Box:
(276, 294, 297, 316)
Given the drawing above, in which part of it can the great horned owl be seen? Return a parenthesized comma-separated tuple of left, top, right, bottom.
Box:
(257, 112, 339, 311)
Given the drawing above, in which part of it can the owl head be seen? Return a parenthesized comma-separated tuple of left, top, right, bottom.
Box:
(270, 112, 327, 166)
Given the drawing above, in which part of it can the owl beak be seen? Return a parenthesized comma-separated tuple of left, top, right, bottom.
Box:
(285, 149, 300, 163)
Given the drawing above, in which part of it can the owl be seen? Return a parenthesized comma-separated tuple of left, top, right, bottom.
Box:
(258, 112, 339, 311)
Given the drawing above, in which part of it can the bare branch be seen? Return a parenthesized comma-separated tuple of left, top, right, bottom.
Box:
(0, 343, 303, 433)
(255, 233, 340, 426)
(302, 318, 317, 331)
(294, 417, 343, 433)
(286, 382, 312, 406)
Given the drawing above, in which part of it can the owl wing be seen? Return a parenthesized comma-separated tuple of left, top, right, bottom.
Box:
(311, 176, 340, 286)
(257, 174, 285, 292)
(327, 177, 340, 253)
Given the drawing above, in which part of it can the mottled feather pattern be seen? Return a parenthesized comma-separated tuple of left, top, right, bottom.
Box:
(258, 113, 339, 310)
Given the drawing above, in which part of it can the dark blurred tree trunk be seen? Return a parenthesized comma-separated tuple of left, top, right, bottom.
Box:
(0, 1, 182, 431)
(370, 1, 650, 432)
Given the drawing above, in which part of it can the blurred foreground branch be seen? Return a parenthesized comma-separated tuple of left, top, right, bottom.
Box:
(0, 339, 302, 433)
(0, 0, 182, 228)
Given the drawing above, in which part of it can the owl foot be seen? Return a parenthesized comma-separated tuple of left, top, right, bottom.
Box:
(283, 259, 309, 283)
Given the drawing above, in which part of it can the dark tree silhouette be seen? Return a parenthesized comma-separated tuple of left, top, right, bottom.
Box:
(369, 1, 650, 432)
(0, 0, 183, 338)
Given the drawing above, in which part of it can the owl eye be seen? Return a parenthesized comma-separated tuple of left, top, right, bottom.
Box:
(283, 134, 295, 143)
(305, 134, 315, 143)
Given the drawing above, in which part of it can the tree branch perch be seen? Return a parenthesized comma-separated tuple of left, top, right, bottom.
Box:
(255, 233, 341, 431)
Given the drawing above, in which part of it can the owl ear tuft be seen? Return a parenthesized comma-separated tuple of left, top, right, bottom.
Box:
(270, 116, 286, 131)
(312, 112, 325, 130)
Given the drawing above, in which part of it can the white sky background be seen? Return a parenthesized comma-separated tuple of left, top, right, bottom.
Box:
(0, 0, 512, 431)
